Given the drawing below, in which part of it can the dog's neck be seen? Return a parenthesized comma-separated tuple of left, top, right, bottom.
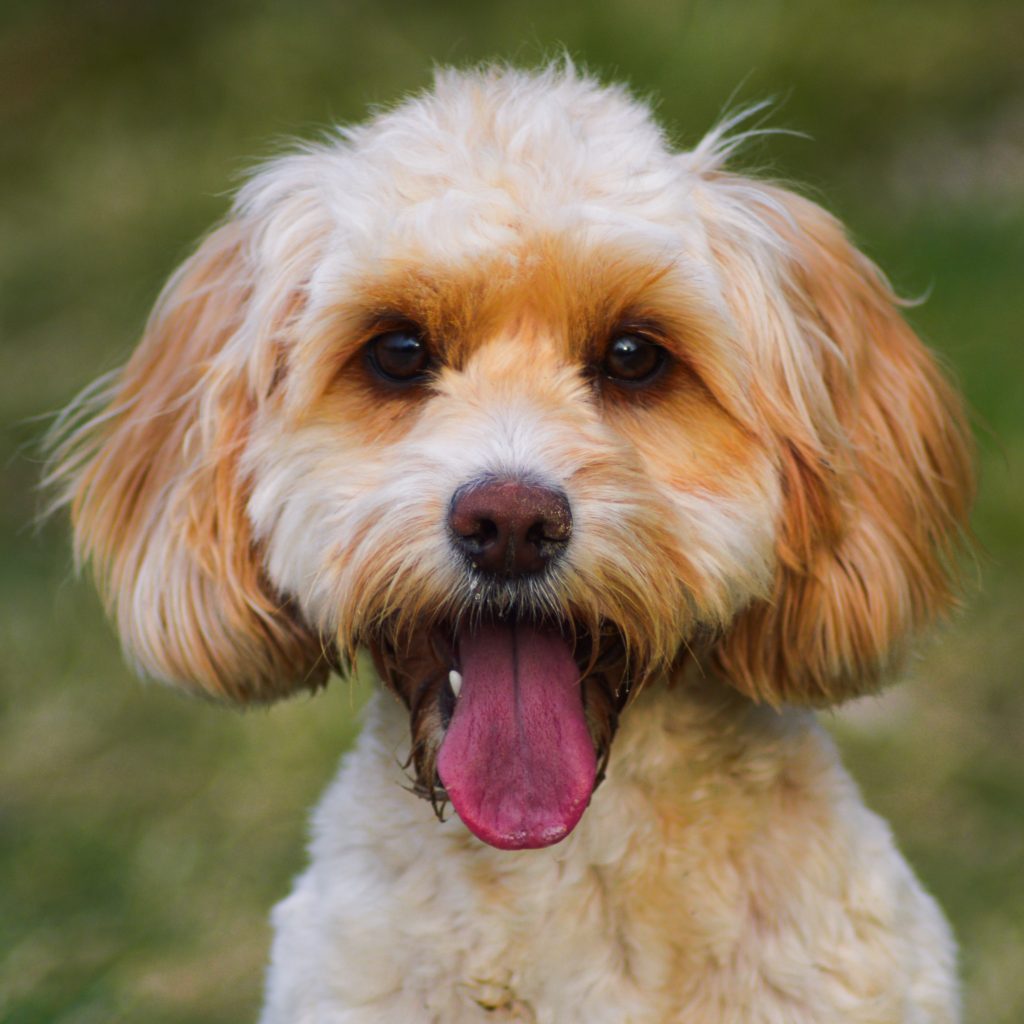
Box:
(586, 669, 820, 834)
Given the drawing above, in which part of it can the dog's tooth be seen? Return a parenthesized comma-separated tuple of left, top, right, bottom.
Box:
(449, 669, 463, 698)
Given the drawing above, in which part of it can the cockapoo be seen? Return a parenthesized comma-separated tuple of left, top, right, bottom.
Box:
(51, 64, 974, 1022)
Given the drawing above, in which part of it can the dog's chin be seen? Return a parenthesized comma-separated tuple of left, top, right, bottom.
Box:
(369, 612, 634, 850)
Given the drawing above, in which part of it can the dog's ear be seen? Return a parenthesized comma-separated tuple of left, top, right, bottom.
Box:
(702, 178, 974, 704)
(47, 208, 332, 703)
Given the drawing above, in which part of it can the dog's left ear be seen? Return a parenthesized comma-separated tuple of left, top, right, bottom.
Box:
(47, 179, 334, 703)
(700, 177, 974, 704)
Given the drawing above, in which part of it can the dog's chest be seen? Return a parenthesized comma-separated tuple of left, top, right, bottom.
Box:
(264, 688, 958, 1024)
(287, 693, 708, 1021)
(293, 690, 780, 1022)
(442, 844, 661, 1022)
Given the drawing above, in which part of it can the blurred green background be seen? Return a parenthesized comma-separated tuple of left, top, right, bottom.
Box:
(2, 2, 1022, 1021)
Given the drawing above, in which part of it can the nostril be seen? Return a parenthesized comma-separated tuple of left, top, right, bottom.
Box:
(525, 517, 567, 547)
(462, 516, 499, 553)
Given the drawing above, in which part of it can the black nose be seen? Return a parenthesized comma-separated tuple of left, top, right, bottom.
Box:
(448, 478, 572, 577)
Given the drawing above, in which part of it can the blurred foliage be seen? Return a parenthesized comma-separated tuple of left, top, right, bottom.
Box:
(2, 1, 1022, 1021)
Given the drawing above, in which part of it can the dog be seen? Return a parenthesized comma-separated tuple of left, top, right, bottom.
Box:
(49, 63, 973, 1022)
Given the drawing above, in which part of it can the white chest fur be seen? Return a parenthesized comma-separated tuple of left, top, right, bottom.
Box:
(260, 682, 958, 1024)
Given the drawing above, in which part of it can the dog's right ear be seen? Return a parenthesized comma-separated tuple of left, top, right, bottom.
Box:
(693, 173, 974, 705)
(46, 184, 335, 703)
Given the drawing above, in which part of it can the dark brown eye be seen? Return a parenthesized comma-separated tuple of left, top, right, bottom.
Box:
(366, 329, 431, 384)
(602, 334, 668, 386)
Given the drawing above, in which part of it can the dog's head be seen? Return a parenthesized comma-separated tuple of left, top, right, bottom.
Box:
(49, 65, 973, 849)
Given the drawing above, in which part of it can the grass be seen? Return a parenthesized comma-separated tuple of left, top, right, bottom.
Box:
(2, 2, 1022, 1021)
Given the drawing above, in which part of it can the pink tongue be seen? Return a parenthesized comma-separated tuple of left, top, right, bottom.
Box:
(437, 621, 597, 850)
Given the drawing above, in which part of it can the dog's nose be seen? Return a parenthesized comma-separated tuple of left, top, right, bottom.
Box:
(448, 478, 572, 576)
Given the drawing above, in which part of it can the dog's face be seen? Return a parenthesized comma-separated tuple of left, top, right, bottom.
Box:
(245, 235, 783, 847)
(50, 66, 973, 849)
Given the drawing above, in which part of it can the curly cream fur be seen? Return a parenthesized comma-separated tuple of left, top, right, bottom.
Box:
(49, 62, 972, 1022)
(263, 682, 958, 1023)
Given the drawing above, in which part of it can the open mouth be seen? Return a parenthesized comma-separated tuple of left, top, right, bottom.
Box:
(371, 613, 632, 851)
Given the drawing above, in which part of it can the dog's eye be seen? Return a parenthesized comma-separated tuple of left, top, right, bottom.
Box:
(602, 334, 668, 386)
(366, 329, 432, 384)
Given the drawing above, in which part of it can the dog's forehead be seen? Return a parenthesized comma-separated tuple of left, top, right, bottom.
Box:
(316, 72, 707, 270)
(337, 159, 704, 271)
